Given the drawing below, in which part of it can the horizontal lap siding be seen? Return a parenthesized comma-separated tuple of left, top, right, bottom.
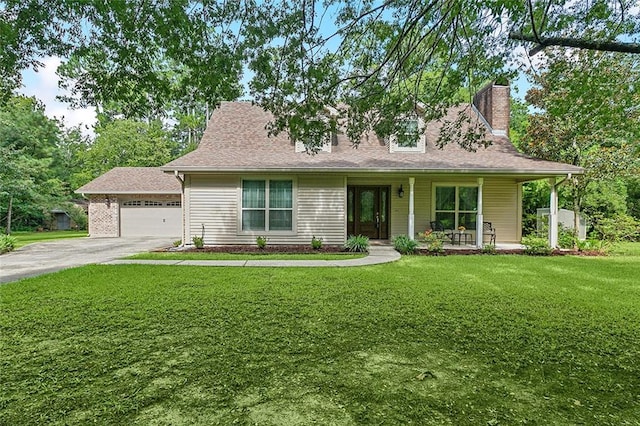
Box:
(187, 174, 346, 245)
(483, 178, 520, 243)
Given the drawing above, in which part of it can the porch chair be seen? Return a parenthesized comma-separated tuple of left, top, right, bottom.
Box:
(430, 221, 454, 243)
(483, 221, 496, 245)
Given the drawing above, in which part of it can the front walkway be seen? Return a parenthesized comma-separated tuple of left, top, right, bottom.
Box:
(104, 245, 401, 268)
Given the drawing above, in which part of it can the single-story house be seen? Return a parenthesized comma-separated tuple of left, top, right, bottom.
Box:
(77, 82, 582, 247)
(76, 167, 182, 237)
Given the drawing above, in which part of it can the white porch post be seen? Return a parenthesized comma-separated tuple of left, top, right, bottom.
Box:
(476, 177, 484, 248)
(549, 178, 559, 248)
(408, 177, 415, 239)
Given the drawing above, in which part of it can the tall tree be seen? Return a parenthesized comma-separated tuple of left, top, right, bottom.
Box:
(0, 96, 66, 232)
(2, 1, 638, 149)
(78, 119, 177, 184)
(521, 48, 640, 234)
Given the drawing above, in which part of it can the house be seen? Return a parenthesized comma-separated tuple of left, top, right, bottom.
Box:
(77, 82, 582, 247)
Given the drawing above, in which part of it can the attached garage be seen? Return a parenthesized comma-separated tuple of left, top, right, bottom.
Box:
(76, 167, 183, 238)
(120, 199, 182, 236)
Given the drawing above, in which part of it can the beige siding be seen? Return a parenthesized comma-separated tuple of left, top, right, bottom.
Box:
(483, 178, 521, 243)
(186, 174, 345, 246)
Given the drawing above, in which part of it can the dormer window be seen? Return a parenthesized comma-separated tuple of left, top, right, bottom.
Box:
(295, 132, 333, 153)
(389, 116, 426, 153)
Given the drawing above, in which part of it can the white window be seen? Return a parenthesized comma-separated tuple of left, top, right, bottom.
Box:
(144, 200, 163, 206)
(166, 201, 182, 207)
(242, 180, 293, 232)
(434, 185, 478, 230)
(389, 116, 426, 153)
(122, 200, 142, 206)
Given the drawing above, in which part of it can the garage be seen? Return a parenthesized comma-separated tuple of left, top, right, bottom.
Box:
(120, 199, 182, 237)
(76, 167, 183, 238)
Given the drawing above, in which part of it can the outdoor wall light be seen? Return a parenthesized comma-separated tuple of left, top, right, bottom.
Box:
(398, 185, 404, 198)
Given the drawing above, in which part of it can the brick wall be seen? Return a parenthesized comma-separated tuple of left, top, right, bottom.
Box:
(88, 195, 120, 237)
(472, 82, 510, 136)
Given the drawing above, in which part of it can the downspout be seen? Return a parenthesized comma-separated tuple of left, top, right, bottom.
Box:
(173, 170, 186, 247)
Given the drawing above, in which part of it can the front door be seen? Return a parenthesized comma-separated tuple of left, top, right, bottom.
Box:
(347, 186, 390, 239)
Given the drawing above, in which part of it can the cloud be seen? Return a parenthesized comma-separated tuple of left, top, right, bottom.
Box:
(19, 57, 97, 135)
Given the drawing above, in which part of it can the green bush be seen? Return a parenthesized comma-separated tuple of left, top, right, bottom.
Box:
(392, 235, 418, 254)
(418, 230, 444, 254)
(0, 234, 18, 254)
(592, 214, 640, 242)
(256, 236, 268, 249)
(311, 236, 323, 250)
(577, 238, 611, 254)
(172, 240, 182, 247)
(521, 235, 552, 256)
(344, 235, 369, 253)
(192, 235, 204, 249)
(558, 227, 576, 249)
(481, 244, 497, 255)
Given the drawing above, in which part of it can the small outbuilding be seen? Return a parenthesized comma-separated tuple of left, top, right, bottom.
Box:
(76, 167, 182, 238)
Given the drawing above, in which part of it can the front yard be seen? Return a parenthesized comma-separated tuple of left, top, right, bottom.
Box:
(1, 246, 639, 424)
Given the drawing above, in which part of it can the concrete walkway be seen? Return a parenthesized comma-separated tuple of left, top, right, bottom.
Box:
(104, 245, 401, 268)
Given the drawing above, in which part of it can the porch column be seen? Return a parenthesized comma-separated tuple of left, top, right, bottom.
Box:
(408, 177, 415, 239)
(549, 178, 559, 248)
(476, 177, 484, 248)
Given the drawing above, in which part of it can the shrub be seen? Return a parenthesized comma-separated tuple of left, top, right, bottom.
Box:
(418, 230, 444, 254)
(392, 235, 418, 254)
(172, 240, 182, 247)
(311, 236, 323, 250)
(0, 234, 18, 254)
(577, 238, 611, 254)
(558, 227, 576, 249)
(344, 235, 369, 252)
(592, 214, 640, 242)
(521, 235, 552, 256)
(481, 244, 497, 255)
(256, 236, 268, 249)
(192, 235, 204, 249)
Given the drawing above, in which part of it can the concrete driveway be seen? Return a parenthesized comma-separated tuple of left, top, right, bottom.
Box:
(0, 237, 174, 284)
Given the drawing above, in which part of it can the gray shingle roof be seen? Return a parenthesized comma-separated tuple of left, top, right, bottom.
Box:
(76, 167, 181, 194)
(163, 101, 583, 177)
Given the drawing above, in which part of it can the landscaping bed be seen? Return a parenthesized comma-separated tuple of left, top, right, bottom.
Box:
(163, 244, 352, 254)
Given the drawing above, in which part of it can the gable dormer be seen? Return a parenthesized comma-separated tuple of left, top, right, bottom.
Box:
(388, 113, 426, 153)
(294, 107, 339, 153)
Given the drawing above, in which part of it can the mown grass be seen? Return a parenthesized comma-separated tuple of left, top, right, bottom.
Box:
(1, 250, 640, 425)
(10, 230, 87, 249)
(127, 251, 366, 261)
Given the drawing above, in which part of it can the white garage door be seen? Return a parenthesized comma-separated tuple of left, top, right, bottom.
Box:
(120, 200, 181, 237)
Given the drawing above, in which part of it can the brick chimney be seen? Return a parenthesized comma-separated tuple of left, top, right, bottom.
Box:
(472, 81, 510, 137)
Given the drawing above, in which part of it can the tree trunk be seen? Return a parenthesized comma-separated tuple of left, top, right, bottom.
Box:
(6, 194, 13, 235)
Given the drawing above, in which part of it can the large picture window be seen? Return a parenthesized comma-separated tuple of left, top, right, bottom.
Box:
(242, 180, 293, 232)
(435, 186, 478, 230)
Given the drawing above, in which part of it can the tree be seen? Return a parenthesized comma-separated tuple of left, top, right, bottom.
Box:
(0, 96, 66, 232)
(2, 1, 638, 149)
(521, 48, 640, 237)
(78, 119, 177, 183)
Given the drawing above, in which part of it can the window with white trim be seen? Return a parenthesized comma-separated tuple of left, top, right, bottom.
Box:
(389, 116, 426, 153)
(242, 180, 293, 231)
(434, 185, 478, 230)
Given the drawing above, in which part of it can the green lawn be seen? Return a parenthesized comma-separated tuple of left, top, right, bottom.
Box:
(127, 251, 366, 261)
(2, 248, 640, 424)
(10, 230, 87, 249)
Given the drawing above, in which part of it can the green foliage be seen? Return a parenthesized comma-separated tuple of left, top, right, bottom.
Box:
(521, 235, 553, 256)
(80, 119, 177, 182)
(576, 239, 611, 254)
(592, 214, 640, 242)
(172, 240, 182, 247)
(481, 244, 497, 255)
(558, 227, 576, 249)
(192, 235, 204, 249)
(392, 235, 418, 255)
(344, 235, 369, 253)
(418, 230, 444, 254)
(0, 234, 17, 254)
(311, 236, 323, 250)
(256, 236, 268, 249)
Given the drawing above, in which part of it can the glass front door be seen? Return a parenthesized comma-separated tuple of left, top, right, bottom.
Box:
(347, 186, 389, 239)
